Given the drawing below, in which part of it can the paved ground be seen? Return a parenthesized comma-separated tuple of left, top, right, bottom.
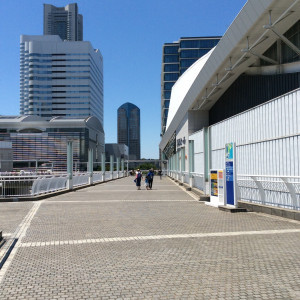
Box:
(0, 176, 300, 299)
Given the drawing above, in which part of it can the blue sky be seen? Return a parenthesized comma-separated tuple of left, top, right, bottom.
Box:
(0, 0, 246, 158)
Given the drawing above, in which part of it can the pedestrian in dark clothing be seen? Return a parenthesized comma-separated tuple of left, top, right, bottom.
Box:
(158, 169, 162, 180)
(147, 169, 154, 189)
(135, 169, 143, 190)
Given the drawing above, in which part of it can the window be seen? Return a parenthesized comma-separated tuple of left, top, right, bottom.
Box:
(164, 55, 179, 63)
(164, 45, 179, 54)
(164, 64, 179, 72)
(164, 73, 179, 81)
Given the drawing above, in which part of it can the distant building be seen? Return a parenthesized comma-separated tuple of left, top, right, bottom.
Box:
(105, 143, 129, 161)
(20, 35, 103, 124)
(0, 115, 104, 171)
(117, 103, 140, 160)
(0, 141, 13, 172)
(44, 3, 83, 41)
(161, 37, 221, 135)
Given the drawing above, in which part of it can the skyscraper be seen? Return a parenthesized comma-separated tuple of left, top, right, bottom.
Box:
(44, 3, 83, 41)
(161, 36, 221, 135)
(20, 35, 103, 123)
(117, 103, 140, 160)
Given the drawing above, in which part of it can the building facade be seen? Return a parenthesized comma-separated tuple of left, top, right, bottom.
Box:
(44, 3, 83, 41)
(105, 143, 129, 161)
(161, 37, 221, 135)
(20, 35, 103, 124)
(117, 103, 140, 160)
(0, 141, 13, 172)
(159, 0, 300, 209)
(0, 115, 104, 171)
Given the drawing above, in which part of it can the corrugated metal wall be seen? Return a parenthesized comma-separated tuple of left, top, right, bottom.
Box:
(189, 129, 204, 174)
(210, 88, 300, 176)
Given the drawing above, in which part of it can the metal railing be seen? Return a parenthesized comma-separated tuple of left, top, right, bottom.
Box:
(237, 175, 300, 210)
(0, 171, 127, 198)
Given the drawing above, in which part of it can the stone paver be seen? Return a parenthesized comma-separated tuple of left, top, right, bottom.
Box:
(0, 176, 300, 299)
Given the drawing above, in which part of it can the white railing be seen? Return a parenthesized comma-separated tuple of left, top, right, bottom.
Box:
(73, 173, 90, 187)
(0, 175, 37, 197)
(0, 171, 126, 198)
(237, 175, 300, 211)
(32, 175, 68, 195)
(182, 172, 190, 184)
(190, 172, 206, 193)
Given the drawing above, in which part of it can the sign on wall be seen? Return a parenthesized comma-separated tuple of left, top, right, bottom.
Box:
(225, 142, 237, 207)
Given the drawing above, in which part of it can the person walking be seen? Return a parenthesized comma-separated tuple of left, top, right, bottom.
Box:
(147, 169, 154, 189)
(158, 169, 162, 180)
(135, 169, 143, 190)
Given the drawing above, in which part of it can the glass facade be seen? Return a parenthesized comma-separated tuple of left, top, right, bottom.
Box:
(44, 3, 83, 41)
(117, 103, 140, 160)
(161, 37, 221, 135)
(0, 116, 104, 171)
(20, 36, 103, 124)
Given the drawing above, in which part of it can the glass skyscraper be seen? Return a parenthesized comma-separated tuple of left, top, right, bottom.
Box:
(117, 103, 140, 160)
(44, 3, 83, 41)
(161, 36, 221, 135)
(20, 35, 103, 123)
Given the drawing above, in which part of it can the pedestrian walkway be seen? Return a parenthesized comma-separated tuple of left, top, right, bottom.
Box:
(0, 176, 300, 299)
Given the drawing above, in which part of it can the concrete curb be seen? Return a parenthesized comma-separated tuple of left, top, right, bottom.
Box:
(168, 176, 210, 202)
(238, 201, 300, 221)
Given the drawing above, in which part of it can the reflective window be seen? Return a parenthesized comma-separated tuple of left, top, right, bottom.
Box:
(164, 55, 179, 63)
(164, 100, 170, 109)
(164, 73, 179, 81)
(180, 59, 197, 68)
(164, 64, 179, 72)
(180, 49, 210, 58)
(180, 39, 220, 49)
(164, 82, 174, 90)
(164, 91, 171, 99)
(164, 45, 179, 54)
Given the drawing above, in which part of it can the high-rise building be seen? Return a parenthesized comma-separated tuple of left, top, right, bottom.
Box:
(161, 37, 221, 135)
(44, 3, 83, 41)
(117, 103, 140, 160)
(20, 35, 103, 124)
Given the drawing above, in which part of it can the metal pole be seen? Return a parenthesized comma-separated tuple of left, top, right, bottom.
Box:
(67, 141, 73, 190)
(121, 159, 124, 177)
(116, 157, 120, 178)
(101, 152, 105, 181)
(110, 155, 114, 180)
(88, 148, 93, 185)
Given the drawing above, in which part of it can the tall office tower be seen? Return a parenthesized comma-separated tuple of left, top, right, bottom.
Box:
(20, 35, 103, 124)
(161, 36, 221, 135)
(44, 3, 83, 41)
(117, 103, 140, 160)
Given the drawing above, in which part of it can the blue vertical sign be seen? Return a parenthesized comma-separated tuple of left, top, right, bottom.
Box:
(225, 142, 237, 207)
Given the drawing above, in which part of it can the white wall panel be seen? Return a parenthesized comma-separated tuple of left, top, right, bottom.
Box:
(209, 89, 300, 176)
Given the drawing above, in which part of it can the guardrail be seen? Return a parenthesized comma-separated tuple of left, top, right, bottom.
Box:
(0, 171, 127, 199)
(237, 175, 300, 211)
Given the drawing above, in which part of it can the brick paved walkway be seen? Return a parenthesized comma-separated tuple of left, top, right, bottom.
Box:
(0, 176, 300, 299)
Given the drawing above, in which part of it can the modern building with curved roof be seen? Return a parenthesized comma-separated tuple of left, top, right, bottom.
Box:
(159, 0, 300, 203)
(0, 115, 104, 171)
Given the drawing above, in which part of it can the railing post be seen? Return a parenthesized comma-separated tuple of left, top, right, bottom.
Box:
(101, 152, 105, 181)
(110, 155, 114, 180)
(67, 141, 73, 190)
(251, 176, 266, 205)
(281, 177, 298, 210)
(116, 157, 120, 178)
(121, 159, 124, 177)
(88, 148, 93, 185)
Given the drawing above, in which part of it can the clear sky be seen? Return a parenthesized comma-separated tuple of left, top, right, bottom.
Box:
(0, 0, 246, 158)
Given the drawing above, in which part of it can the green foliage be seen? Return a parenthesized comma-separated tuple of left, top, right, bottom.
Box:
(137, 163, 156, 170)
